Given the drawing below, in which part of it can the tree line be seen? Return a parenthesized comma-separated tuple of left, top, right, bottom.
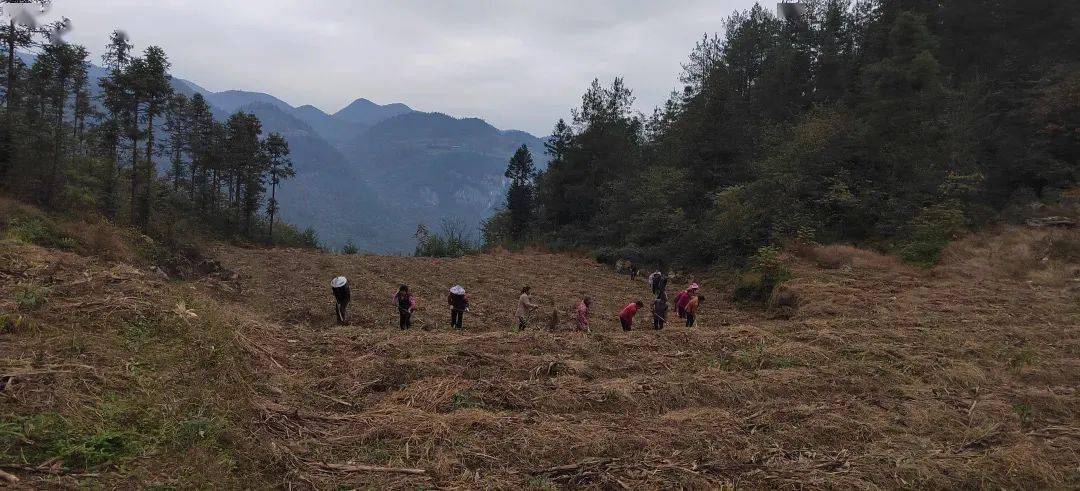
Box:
(486, 0, 1079, 267)
(0, 4, 314, 248)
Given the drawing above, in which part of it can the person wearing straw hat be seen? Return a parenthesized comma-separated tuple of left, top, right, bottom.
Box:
(331, 276, 350, 325)
(447, 285, 470, 329)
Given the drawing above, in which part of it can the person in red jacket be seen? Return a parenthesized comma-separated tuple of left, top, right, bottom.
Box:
(674, 282, 700, 318)
(619, 300, 645, 331)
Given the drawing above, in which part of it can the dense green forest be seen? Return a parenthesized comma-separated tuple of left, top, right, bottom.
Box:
(485, 0, 1079, 267)
(0, 6, 317, 250)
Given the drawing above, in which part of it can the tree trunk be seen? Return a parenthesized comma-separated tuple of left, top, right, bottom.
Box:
(141, 111, 155, 226)
(5, 20, 14, 110)
(48, 86, 66, 207)
(130, 134, 139, 225)
(268, 180, 277, 244)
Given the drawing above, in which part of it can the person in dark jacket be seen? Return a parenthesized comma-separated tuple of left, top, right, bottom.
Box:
(649, 270, 662, 296)
(657, 271, 669, 296)
(651, 294, 669, 330)
(447, 285, 469, 329)
(331, 276, 350, 325)
(394, 284, 416, 330)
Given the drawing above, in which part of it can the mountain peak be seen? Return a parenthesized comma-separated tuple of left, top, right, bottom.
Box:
(333, 98, 414, 126)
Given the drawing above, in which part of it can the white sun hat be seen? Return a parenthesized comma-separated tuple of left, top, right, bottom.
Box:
(449, 285, 465, 295)
(331, 276, 348, 288)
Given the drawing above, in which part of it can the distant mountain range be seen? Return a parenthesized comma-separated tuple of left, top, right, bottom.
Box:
(200, 91, 549, 252)
(21, 52, 548, 252)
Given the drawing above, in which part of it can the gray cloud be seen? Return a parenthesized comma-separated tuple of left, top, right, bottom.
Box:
(36, 0, 756, 135)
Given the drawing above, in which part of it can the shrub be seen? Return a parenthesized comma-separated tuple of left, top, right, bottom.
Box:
(896, 204, 966, 266)
(4, 215, 75, 250)
(341, 240, 359, 255)
(732, 246, 792, 304)
(14, 284, 50, 311)
(415, 219, 478, 258)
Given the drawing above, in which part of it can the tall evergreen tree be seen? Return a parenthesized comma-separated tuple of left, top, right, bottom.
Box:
(262, 132, 294, 243)
(504, 144, 537, 240)
(134, 45, 173, 226)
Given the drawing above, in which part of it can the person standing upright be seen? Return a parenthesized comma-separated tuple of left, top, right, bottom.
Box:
(394, 284, 416, 330)
(516, 286, 540, 331)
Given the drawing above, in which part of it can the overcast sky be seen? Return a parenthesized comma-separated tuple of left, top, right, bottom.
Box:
(33, 0, 758, 135)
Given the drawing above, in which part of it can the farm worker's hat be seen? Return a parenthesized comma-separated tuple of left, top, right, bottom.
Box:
(331, 276, 348, 288)
(450, 285, 465, 295)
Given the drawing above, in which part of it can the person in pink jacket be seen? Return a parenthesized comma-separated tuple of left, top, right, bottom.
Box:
(674, 283, 700, 318)
(576, 296, 592, 331)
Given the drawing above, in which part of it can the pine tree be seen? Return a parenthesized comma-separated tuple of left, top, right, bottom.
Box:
(135, 45, 173, 226)
(262, 132, 294, 243)
(504, 144, 537, 240)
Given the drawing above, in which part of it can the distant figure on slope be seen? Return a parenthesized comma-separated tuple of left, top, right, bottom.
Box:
(619, 300, 645, 331)
(628, 262, 639, 281)
(651, 293, 669, 330)
(516, 286, 540, 331)
(649, 270, 662, 295)
(576, 296, 592, 332)
(331, 276, 350, 325)
(685, 294, 705, 328)
(674, 283, 700, 318)
(394, 284, 416, 330)
(447, 285, 470, 329)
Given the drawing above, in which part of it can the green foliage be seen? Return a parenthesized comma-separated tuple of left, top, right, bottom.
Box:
(341, 240, 359, 255)
(14, 283, 51, 311)
(4, 215, 75, 250)
(1, 26, 306, 252)
(896, 204, 966, 266)
(415, 220, 478, 258)
(480, 209, 513, 250)
(0, 413, 140, 469)
(523, 2, 1078, 269)
(270, 224, 320, 249)
(731, 246, 791, 304)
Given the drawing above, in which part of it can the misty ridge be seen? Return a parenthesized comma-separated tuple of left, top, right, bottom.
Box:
(13, 49, 547, 252)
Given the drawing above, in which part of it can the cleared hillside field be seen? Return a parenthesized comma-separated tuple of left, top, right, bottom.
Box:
(2, 229, 1078, 488)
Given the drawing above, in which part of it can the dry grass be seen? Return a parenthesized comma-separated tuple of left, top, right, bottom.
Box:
(2, 221, 1078, 488)
(939, 225, 1080, 288)
(794, 243, 903, 271)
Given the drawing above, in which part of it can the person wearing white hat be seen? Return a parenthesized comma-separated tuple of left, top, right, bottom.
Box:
(331, 276, 350, 325)
(447, 285, 469, 329)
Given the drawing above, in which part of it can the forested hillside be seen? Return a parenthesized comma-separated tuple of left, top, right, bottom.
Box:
(485, 0, 1080, 268)
(0, 18, 317, 252)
